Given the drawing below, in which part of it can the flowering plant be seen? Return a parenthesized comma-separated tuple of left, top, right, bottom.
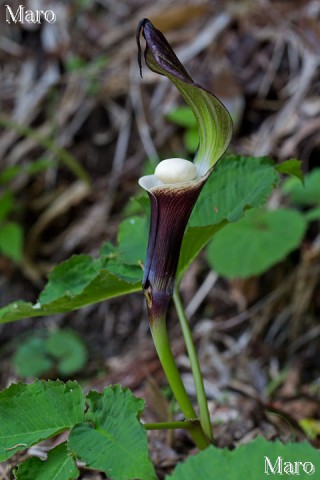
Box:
(137, 18, 233, 447)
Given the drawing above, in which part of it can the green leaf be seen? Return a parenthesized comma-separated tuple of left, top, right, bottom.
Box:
(103, 260, 142, 283)
(117, 216, 148, 265)
(165, 106, 197, 128)
(0, 254, 141, 324)
(39, 255, 102, 304)
(99, 217, 148, 280)
(0, 222, 23, 262)
(177, 155, 279, 279)
(47, 330, 87, 376)
(38, 249, 141, 305)
(207, 208, 306, 278)
(166, 437, 320, 479)
(283, 168, 320, 206)
(13, 442, 79, 480)
(122, 192, 150, 217)
(68, 385, 156, 480)
(0, 380, 85, 461)
(276, 159, 304, 182)
(190, 155, 279, 227)
(177, 223, 225, 281)
(12, 330, 88, 378)
(12, 336, 53, 378)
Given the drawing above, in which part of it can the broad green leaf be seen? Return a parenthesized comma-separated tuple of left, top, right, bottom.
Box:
(13, 442, 79, 480)
(190, 155, 279, 227)
(0, 255, 141, 324)
(207, 208, 306, 278)
(177, 156, 279, 279)
(68, 385, 156, 480)
(0, 380, 85, 461)
(283, 168, 320, 206)
(12, 336, 54, 378)
(39, 255, 103, 304)
(166, 437, 320, 479)
(47, 330, 87, 376)
(276, 159, 303, 182)
(0, 221, 23, 262)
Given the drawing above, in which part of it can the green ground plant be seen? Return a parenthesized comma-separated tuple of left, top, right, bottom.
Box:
(12, 329, 87, 378)
(0, 18, 319, 480)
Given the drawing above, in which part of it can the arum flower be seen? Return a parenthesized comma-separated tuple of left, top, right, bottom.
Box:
(137, 19, 233, 324)
(136, 19, 233, 449)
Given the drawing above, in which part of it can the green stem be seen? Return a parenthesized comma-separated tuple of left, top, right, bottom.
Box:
(150, 318, 210, 450)
(144, 421, 195, 430)
(173, 288, 213, 442)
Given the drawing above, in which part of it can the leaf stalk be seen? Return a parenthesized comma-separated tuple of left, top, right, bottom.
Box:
(173, 288, 213, 441)
(144, 420, 195, 431)
(150, 317, 210, 450)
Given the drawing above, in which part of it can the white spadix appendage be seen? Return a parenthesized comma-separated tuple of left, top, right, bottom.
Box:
(154, 158, 197, 184)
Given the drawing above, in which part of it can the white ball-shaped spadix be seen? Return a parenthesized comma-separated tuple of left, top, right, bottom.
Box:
(154, 158, 197, 184)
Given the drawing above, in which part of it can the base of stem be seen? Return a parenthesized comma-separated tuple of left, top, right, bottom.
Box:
(150, 318, 211, 450)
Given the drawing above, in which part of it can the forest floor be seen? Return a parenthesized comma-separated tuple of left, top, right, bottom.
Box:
(0, 1, 320, 478)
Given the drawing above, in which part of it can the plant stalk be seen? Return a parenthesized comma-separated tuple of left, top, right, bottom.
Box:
(144, 421, 195, 430)
(173, 288, 213, 442)
(150, 318, 210, 450)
